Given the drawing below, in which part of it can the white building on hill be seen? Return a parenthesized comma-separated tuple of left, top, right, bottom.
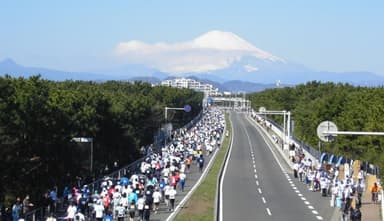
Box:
(161, 78, 221, 96)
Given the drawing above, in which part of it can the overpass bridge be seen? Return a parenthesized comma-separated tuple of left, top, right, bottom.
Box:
(207, 96, 251, 112)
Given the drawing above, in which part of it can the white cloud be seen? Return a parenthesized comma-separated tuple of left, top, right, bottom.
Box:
(244, 64, 259, 72)
(114, 30, 283, 74)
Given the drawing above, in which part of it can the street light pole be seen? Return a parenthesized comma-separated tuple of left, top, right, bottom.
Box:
(71, 137, 94, 174)
(90, 140, 93, 174)
(165, 107, 185, 121)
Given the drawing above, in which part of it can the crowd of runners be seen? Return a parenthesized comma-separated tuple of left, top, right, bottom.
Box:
(19, 107, 223, 221)
(256, 116, 377, 221)
(7, 109, 379, 221)
(56, 108, 225, 221)
(291, 151, 366, 220)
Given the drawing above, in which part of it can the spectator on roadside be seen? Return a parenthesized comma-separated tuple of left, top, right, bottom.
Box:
(293, 162, 299, 178)
(355, 179, 365, 208)
(371, 182, 380, 204)
(12, 197, 22, 221)
(49, 188, 58, 214)
(22, 195, 34, 215)
(63, 186, 69, 206)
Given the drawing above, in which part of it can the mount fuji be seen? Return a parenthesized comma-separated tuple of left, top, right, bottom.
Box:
(1, 30, 384, 87)
(115, 30, 384, 85)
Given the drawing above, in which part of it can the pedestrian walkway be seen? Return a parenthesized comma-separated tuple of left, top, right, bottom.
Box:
(360, 175, 381, 221)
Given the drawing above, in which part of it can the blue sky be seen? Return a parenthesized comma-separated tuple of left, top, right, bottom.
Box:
(0, 0, 383, 75)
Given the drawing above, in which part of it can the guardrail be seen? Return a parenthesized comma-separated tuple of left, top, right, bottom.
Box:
(215, 114, 230, 221)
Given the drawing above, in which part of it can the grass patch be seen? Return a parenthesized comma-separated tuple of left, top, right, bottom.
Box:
(174, 113, 232, 221)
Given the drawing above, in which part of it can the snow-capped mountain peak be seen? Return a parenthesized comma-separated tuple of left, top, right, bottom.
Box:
(193, 30, 284, 62)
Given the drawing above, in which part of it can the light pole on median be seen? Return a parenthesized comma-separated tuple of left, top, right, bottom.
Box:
(164, 105, 192, 145)
(71, 137, 94, 174)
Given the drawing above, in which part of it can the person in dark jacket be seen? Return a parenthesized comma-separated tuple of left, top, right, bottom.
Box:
(350, 207, 361, 221)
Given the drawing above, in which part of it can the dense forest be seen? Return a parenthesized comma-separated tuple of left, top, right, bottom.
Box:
(249, 81, 384, 174)
(0, 75, 203, 206)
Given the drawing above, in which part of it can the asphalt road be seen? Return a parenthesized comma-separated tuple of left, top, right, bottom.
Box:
(221, 112, 336, 221)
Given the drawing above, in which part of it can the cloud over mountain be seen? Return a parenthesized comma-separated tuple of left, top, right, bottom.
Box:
(114, 30, 284, 74)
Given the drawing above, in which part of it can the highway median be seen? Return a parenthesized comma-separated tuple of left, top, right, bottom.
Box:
(174, 113, 232, 221)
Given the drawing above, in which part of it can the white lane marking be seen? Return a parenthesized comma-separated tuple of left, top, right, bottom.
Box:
(290, 183, 295, 187)
(262, 197, 266, 204)
(254, 174, 258, 179)
(253, 164, 256, 168)
(308, 205, 314, 209)
(295, 190, 300, 193)
(301, 197, 306, 201)
(266, 208, 272, 216)
(254, 169, 257, 173)
(312, 210, 318, 215)
(256, 180, 259, 186)
(218, 116, 235, 221)
(258, 188, 262, 194)
(292, 187, 297, 190)
(246, 116, 326, 221)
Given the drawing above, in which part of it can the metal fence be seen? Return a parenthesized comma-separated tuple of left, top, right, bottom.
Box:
(22, 111, 203, 221)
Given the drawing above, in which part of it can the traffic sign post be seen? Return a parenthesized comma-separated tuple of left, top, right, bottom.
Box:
(165, 105, 192, 120)
(317, 121, 338, 142)
(317, 121, 384, 142)
(184, 105, 191, 112)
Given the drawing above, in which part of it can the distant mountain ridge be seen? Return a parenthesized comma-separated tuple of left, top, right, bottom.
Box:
(0, 59, 281, 93)
(1, 57, 384, 93)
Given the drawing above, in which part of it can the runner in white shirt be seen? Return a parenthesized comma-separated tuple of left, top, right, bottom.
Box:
(65, 203, 77, 220)
(152, 188, 162, 214)
(136, 197, 145, 221)
(93, 202, 104, 221)
(168, 187, 177, 212)
(179, 172, 187, 192)
(164, 184, 171, 207)
(74, 211, 85, 221)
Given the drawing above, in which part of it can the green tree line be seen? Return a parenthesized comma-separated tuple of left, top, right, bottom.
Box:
(0, 75, 203, 206)
(249, 81, 384, 173)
